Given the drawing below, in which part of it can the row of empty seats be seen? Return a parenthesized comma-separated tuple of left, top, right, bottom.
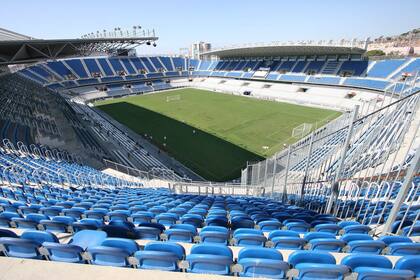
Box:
(0, 75, 61, 139)
(0, 227, 418, 278)
(2, 228, 418, 278)
(0, 74, 109, 163)
(0, 146, 136, 188)
(0, 184, 418, 254)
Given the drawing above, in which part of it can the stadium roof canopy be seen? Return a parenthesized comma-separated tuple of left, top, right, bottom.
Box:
(203, 44, 367, 59)
(0, 27, 158, 65)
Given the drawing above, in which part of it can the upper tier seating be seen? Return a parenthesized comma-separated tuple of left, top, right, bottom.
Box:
(338, 60, 369, 76)
(19, 56, 420, 96)
(367, 59, 408, 78)
(20, 57, 189, 90)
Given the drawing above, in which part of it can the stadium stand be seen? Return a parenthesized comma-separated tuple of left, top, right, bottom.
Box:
(0, 177, 419, 278)
(19, 56, 420, 97)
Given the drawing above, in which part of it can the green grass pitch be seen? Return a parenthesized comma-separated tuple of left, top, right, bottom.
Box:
(94, 88, 341, 181)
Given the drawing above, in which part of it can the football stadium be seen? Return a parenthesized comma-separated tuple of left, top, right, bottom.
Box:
(0, 1, 419, 279)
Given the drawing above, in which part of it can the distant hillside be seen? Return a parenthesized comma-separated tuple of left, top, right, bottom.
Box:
(367, 28, 420, 57)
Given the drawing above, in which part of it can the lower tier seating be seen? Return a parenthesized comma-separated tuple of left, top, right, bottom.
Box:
(0, 185, 418, 279)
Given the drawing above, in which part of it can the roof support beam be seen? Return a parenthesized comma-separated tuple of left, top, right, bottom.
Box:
(0, 36, 159, 65)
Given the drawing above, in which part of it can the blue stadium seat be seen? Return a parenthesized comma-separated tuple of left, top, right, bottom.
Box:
(341, 253, 392, 269)
(342, 225, 371, 234)
(62, 207, 85, 219)
(283, 218, 306, 225)
(108, 210, 130, 222)
(156, 213, 179, 226)
(129, 205, 148, 213)
(56, 202, 74, 209)
(72, 218, 104, 232)
(403, 225, 420, 236)
(12, 213, 48, 229)
(388, 242, 420, 256)
(39, 216, 75, 233)
(0, 229, 18, 256)
(135, 241, 185, 271)
(206, 216, 229, 227)
(314, 224, 341, 234)
(340, 233, 373, 243)
(88, 238, 139, 267)
(149, 206, 167, 215)
(180, 214, 203, 227)
(165, 227, 195, 243)
(84, 209, 108, 220)
(269, 230, 300, 238)
(207, 209, 227, 216)
(303, 232, 335, 242)
(313, 214, 339, 222)
(18, 205, 42, 215)
(379, 236, 412, 245)
(288, 251, 349, 280)
(347, 240, 386, 254)
(285, 222, 311, 233)
(168, 207, 188, 216)
(44, 243, 83, 263)
(1, 202, 23, 213)
(272, 213, 292, 222)
(0, 211, 21, 227)
(0, 230, 58, 259)
(231, 217, 255, 230)
(391, 220, 413, 234)
(100, 223, 138, 239)
(354, 267, 414, 280)
(135, 226, 163, 241)
(188, 207, 207, 216)
(138, 222, 165, 231)
(186, 244, 233, 275)
(338, 221, 360, 228)
(395, 256, 420, 278)
(199, 226, 230, 244)
(269, 230, 306, 249)
(238, 247, 289, 279)
(341, 254, 414, 279)
(258, 220, 282, 231)
(43, 230, 107, 263)
(233, 228, 267, 247)
(40, 206, 64, 217)
(309, 238, 346, 252)
(131, 212, 154, 224)
(110, 205, 129, 211)
(171, 223, 197, 233)
(0, 228, 18, 238)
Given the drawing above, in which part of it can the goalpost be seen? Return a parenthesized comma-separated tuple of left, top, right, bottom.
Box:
(292, 123, 313, 138)
(166, 94, 181, 102)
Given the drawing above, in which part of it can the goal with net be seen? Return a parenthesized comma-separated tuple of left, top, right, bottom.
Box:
(292, 123, 313, 138)
(166, 95, 181, 102)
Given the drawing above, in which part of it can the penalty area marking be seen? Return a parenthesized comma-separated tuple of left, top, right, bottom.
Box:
(166, 94, 181, 102)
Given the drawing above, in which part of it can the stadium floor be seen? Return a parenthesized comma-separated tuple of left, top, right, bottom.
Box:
(94, 88, 340, 181)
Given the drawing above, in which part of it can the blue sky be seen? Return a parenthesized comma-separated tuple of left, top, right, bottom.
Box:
(1, 0, 419, 54)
